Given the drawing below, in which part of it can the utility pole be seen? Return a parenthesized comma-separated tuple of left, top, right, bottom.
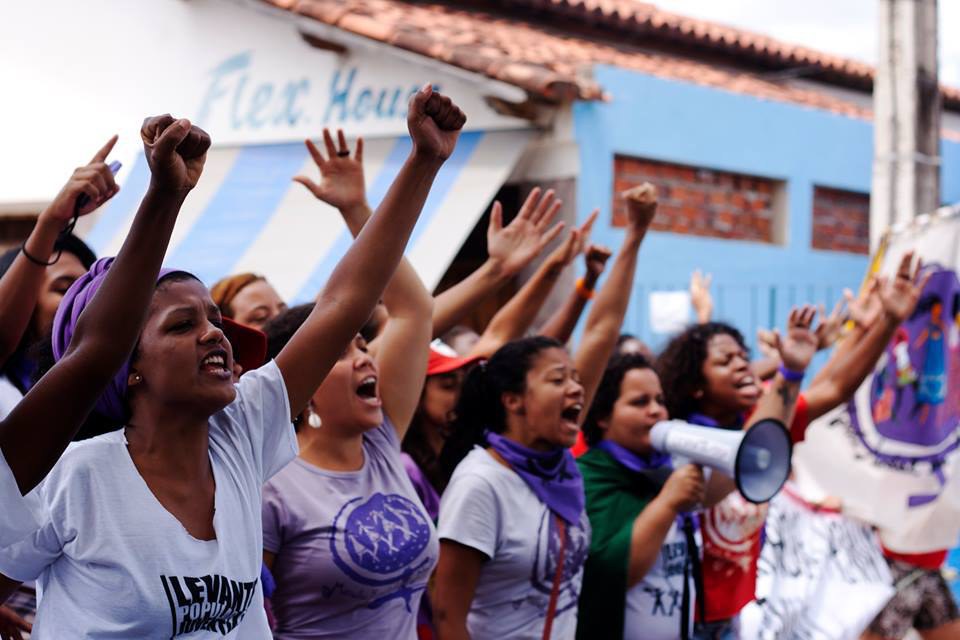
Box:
(871, 0, 941, 249)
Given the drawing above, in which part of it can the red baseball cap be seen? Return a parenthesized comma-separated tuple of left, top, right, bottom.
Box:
(427, 341, 482, 376)
(223, 317, 268, 375)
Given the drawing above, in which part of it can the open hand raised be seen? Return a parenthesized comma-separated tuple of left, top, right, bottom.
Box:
(407, 84, 466, 161)
(294, 128, 367, 211)
(844, 278, 882, 329)
(771, 305, 819, 372)
(814, 299, 847, 350)
(140, 115, 210, 194)
(878, 251, 931, 323)
(690, 270, 714, 324)
(487, 187, 565, 277)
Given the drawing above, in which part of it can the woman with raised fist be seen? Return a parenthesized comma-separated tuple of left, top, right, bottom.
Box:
(430, 185, 658, 640)
(0, 84, 465, 638)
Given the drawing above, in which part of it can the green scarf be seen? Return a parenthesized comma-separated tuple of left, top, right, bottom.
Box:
(575, 447, 667, 639)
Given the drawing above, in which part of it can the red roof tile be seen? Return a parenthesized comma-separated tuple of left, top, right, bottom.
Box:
(262, 0, 960, 120)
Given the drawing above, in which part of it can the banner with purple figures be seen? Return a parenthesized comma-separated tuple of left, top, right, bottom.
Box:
(793, 207, 960, 555)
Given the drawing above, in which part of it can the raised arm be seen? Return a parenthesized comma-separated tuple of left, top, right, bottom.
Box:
(809, 280, 881, 388)
(540, 242, 610, 343)
(432, 189, 564, 338)
(804, 253, 927, 422)
(704, 305, 820, 506)
(275, 86, 464, 418)
(690, 270, 713, 325)
(294, 128, 432, 435)
(466, 223, 578, 359)
(573, 185, 655, 417)
(0, 116, 210, 493)
(749, 305, 819, 427)
(0, 138, 119, 365)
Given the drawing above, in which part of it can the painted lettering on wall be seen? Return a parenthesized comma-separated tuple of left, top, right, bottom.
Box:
(195, 51, 430, 133)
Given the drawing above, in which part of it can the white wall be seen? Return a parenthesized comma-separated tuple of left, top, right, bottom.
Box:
(0, 0, 527, 206)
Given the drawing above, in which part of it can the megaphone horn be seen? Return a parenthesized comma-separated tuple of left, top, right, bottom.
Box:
(649, 418, 792, 504)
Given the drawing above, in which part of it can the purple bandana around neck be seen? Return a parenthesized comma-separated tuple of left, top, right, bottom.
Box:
(485, 430, 585, 525)
(51, 257, 191, 424)
(596, 439, 671, 473)
(598, 439, 700, 530)
(687, 412, 744, 430)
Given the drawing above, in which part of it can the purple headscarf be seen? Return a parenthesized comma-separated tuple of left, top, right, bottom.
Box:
(52, 257, 191, 424)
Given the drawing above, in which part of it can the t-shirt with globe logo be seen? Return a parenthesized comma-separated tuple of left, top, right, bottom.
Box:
(438, 447, 591, 640)
(262, 418, 438, 639)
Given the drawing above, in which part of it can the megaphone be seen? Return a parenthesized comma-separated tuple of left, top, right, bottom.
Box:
(650, 418, 792, 504)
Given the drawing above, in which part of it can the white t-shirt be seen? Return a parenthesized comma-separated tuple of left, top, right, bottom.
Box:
(0, 360, 296, 639)
(623, 520, 698, 640)
(437, 447, 591, 640)
(0, 448, 40, 548)
(0, 375, 41, 547)
(0, 375, 23, 418)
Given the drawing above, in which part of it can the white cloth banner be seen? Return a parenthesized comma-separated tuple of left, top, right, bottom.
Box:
(793, 208, 960, 554)
(739, 490, 894, 640)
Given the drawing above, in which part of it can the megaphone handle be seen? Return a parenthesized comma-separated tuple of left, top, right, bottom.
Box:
(669, 457, 709, 514)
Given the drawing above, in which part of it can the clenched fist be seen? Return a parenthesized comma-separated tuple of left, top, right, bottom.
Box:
(407, 85, 467, 161)
(141, 115, 211, 194)
(622, 183, 658, 234)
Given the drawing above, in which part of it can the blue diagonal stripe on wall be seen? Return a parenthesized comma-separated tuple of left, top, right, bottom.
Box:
(84, 152, 151, 256)
(293, 130, 484, 302)
(293, 135, 412, 302)
(167, 143, 309, 285)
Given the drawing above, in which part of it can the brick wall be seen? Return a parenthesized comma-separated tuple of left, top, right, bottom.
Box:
(613, 155, 782, 243)
(811, 186, 870, 255)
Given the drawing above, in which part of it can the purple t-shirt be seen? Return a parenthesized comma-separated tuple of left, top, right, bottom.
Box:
(262, 420, 438, 639)
(401, 453, 441, 522)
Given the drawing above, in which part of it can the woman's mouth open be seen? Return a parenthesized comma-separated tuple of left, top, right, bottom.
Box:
(356, 375, 382, 407)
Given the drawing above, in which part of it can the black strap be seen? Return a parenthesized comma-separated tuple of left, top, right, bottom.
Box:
(20, 206, 81, 268)
(680, 515, 705, 639)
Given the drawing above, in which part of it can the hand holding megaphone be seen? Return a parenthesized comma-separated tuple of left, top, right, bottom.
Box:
(660, 464, 707, 514)
(650, 418, 792, 504)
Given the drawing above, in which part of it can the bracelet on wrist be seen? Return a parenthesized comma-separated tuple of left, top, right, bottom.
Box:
(21, 242, 60, 267)
(778, 364, 805, 383)
(575, 277, 595, 300)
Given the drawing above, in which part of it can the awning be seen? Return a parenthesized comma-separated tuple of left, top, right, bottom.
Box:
(83, 129, 532, 302)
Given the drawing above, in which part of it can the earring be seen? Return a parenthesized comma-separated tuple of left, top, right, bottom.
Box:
(307, 410, 322, 429)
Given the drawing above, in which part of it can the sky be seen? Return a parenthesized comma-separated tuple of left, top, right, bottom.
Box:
(651, 0, 960, 89)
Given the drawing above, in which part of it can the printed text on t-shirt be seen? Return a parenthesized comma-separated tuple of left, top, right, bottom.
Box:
(160, 574, 257, 636)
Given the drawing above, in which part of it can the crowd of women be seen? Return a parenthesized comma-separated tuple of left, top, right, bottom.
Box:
(0, 86, 954, 640)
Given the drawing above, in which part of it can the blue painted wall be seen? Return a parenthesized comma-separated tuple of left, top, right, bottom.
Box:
(573, 65, 960, 357)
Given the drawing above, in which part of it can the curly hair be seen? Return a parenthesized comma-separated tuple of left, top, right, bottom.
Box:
(655, 322, 747, 420)
(582, 353, 656, 446)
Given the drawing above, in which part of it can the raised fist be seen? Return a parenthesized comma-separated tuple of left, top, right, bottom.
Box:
(584, 244, 612, 278)
(622, 183, 658, 233)
(407, 84, 466, 161)
(140, 115, 211, 194)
